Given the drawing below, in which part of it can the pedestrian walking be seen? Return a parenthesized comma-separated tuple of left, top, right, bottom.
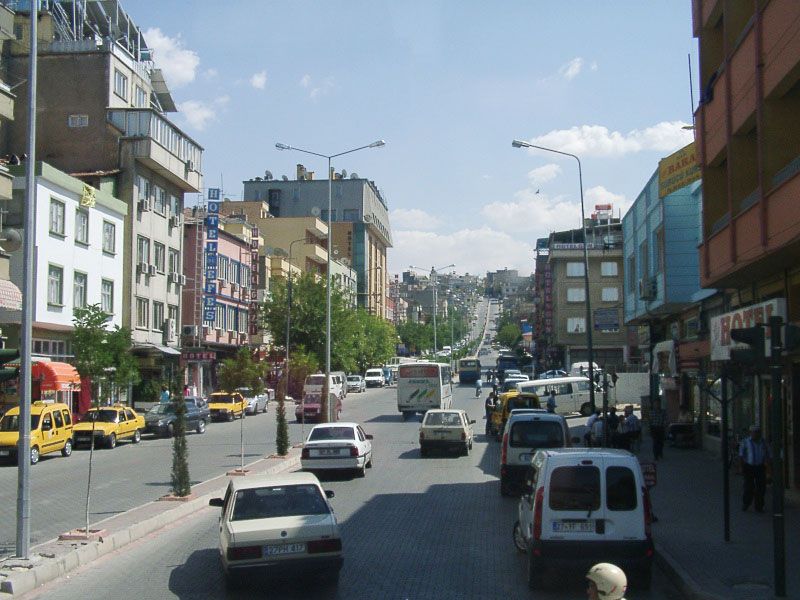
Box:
(585, 408, 601, 447)
(608, 406, 621, 448)
(649, 401, 667, 461)
(591, 416, 606, 448)
(622, 405, 641, 453)
(160, 385, 170, 404)
(739, 425, 770, 512)
(546, 389, 556, 413)
(586, 562, 627, 600)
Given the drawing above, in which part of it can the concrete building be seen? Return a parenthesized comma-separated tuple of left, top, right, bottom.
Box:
(487, 268, 527, 298)
(242, 166, 392, 318)
(5, 2, 202, 388)
(693, 0, 800, 488)
(532, 238, 555, 371)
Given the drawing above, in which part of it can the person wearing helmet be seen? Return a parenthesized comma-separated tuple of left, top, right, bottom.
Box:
(586, 562, 627, 600)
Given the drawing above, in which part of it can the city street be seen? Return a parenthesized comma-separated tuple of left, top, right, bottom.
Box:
(20, 376, 682, 599)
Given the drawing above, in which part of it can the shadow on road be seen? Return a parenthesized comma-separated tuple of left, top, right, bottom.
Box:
(363, 414, 405, 423)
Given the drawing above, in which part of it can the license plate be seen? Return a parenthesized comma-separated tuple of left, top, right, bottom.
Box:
(264, 543, 305, 556)
(316, 448, 340, 456)
(553, 521, 594, 533)
(0, 450, 9, 456)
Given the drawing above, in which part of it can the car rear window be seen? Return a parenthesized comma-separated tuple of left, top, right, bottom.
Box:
(423, 412, 461, 427)
(606, 466, 638, 511)
(231, 484, 329, 520)
(211, 394, 237, 403)
(309, 426, 355, 441)
(549, 466, 601, 511)
(509, 421, 564, 448)
(306, 376, 325, 385)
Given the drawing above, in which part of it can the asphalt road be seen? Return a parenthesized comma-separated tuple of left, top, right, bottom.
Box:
(21, 372, 682, 599)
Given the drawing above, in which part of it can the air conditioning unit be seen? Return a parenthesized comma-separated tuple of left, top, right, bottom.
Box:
(169, 272, 180, 284)
(186, 160, 195, 172)
(202, 324, 211, 332)
(169, 215, 181, 228)
(147, 264, 157, 276)
(638, 277, 656, 300)
(137, 261, 149, 274)
(178, 274, 187, 286)
(231, 282, 239, 293)
(162, 318, 176, 344)
(182, 325, 198, 337)
(138, 199, 152, 212)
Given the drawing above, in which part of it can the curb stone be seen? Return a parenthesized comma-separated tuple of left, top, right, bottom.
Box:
(0, 451, 301, 597)
(654, 541, 728, 600)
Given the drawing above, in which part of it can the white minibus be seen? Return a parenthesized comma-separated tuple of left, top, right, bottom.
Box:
(397, 362, 452, 420)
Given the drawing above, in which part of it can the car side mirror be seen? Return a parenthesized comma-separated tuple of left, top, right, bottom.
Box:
(365, 434, 374, 440)
(469, 419, 476, 425)
(325, 490, 335, 499)
(208, 497, 224, 507)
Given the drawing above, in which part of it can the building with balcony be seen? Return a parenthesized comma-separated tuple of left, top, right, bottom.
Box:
(693, 0, 800, 489)
(4, 2, 203, 389)
(532, 238, 555, 371)
(242, 165, 392, 319)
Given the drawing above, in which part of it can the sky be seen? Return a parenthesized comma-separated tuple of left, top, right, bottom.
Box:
(128, 1, 698, 277)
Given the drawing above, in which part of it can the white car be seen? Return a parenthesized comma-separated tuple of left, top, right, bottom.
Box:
(363, 368, 384, 387)
(209, 472, 343, 589)
(301, 422, 373, 477)
(419, 409, 475, 457)
(346, 375, 366, 393)
(238, 387, 269, 415)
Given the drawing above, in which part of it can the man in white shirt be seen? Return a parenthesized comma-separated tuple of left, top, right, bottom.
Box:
(739, 425, 770, 512)
(584, 408, 601, 447)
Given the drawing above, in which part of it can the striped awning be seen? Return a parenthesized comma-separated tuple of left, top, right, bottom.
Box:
(0, 279, 21, 310)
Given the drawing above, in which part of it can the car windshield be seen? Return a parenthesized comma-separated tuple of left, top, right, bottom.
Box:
(231, 484, 329, 521)
(423, 412, 461, 427)
(237, 388, 253, 397)
(510, 421, 564, 448)
(0, 414, 40, 431)
(148, 405, 175, 415)
(210, 395, 237, 404)
(308, 427, 355, 441)
(306, 376, 325, 386)
(86, 409, 119, 423)
(347, 376, 360, 382)
(366, 370, 382, 377)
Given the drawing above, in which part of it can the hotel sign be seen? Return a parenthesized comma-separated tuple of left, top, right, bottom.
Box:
(710, 298, 786, 361)
(658, 142, 700, 198)
(203, 191, 221, 323)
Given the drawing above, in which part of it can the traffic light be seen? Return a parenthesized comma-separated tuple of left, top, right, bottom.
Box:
(729, 326, 765, 367)
(0, 348, 19, 383)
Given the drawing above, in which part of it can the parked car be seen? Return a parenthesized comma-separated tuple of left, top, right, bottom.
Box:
(183, 396, 211, 423)
(144, 402, 207, 437)
(73, 405, 145, 449)
(301, 422, 373, 477)
(346, 375, 366, 393)
(208, 392, 247, 421)
(513, 448, 654, 590)
(295, 391, 342, 424)
(0, 401, 74, 464)
(237, 388, 268, 415)
(537, 369, 568, 380)
(419, 409, 475, 457)
(209, 472, 342, 589)
(363, 368, 384, 388)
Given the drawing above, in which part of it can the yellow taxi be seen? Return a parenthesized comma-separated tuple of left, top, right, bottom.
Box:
(489, 391, 541, 440)
(208, 392, 247, 422)
(73, 404, 145, 449)
(0, 401, 74, 464)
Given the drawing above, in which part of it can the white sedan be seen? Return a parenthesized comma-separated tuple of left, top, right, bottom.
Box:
(209, 472, 343, 589)
(301, 422, 373, 477)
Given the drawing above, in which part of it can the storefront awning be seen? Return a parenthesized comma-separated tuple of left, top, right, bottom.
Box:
(133, 344, 181, 356)
(32, 361, 81, 392)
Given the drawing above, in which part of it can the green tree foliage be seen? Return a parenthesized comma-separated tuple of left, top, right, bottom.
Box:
(496, 323, 522, 348)
(275, 390, 289, 455)
(397, 321, 431, 355)
(217, 348, 266, 394)
(353, 309, 396, 372)
(286, 347, 318, 400)
(170, 399, 191, 497)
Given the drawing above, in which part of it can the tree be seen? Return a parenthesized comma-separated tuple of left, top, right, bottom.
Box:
(218, 348, 266, 394)
(497, 323, 522, 348)
(170, 399, 191, 497)
(353, 309, 397, 372)
(275, 387, 289, 456)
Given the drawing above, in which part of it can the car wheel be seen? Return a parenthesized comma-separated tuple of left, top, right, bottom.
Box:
(356, 463, 366, 478)
(227, 412, 235, 422)
(196, 419, 206, 434)
(167, 423, 175, 438)
(61, 439, 73, 457)
(420, 446, 428, 458)
(107, 434, 117, 450)
(462, 443, 470, 456)
(132, 429, 142, 443)
(580, 402, 592, 417)
(513, 520, 527, 553)
(527, 550, 544, 589)
(30, 446, 40, 465)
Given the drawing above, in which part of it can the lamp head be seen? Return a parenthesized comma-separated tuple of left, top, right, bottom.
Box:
(275, 143, 290, 150)
(369, 140, 386, 148)
(511, 140, 530, 148)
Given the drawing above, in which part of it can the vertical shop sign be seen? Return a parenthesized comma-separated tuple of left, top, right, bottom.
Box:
(203, 189, 220, 323)
(249, 226, 260, 335)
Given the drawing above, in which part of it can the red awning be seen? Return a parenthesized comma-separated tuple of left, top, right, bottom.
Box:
(32, 362, 81, 392)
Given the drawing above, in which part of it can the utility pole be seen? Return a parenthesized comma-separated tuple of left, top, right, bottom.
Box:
(768, 316, 785, 598)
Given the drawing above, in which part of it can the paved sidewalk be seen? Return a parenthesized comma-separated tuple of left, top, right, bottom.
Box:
(0, 448, 301, 597)
(641, 434, 799, 600)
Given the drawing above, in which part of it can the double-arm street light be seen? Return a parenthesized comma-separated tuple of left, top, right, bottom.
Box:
(511, 139, 596, 414)
(409, 264, 455, 356)
(276, 140, 385, 422)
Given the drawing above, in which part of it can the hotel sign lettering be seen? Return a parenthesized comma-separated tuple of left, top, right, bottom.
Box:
(203, 193, 220, 323)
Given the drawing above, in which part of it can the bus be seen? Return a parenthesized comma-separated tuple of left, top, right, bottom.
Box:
(397, 361, 452, 420)
(496, 352, 519, 381)
(457, 357, 482, 384)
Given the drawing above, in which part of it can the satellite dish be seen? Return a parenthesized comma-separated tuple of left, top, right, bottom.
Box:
(340, 169, 347, 178)
(310, 206, 321, 217)
(265, 170, 273, 180)
(0, 228, 22, 253)
(350, 172, 358, 179)
(281, 175, 289, 181)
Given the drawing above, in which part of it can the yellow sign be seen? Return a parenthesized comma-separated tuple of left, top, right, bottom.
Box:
(658, 142, 700, 198)
(79, 183, 96, 208)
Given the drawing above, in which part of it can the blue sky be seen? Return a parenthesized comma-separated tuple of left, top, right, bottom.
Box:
(129, 1, 697, 276)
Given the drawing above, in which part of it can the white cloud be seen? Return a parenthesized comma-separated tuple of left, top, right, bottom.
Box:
(389, 228, 533, 276)
(559, 57, 584, 81)
(250, 70, 267, 90)
(527, 163, 561, 186)
(523, 121, 694, 158)
(390, 208, 442, 231)
(203, 68, 218, 80)
(590, 61, 598, 71)
(177, 96, 229, 131)
(144, 27, 200, 89)
(481, 191, 583, 235)
(585, 185, 629, 214)
(300, 74, 312, 88)
(299, 74, 334, 99)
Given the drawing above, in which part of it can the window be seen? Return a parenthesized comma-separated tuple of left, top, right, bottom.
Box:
(102, 221, 116, 254)
(602, 287, 619, 302)
(136, 297, 149, 329)
(75, 210, 89, 245)
(137, 236, 150, 264)
(68, 114, 89, 128)
(218, 256, 229, 281)
(168, 248, 180, 274)
(136, 175, 150, 202)
(48, 265, 64, 306)
(114, 69, 128, 100)
(321, 209, 337, 222)
(215, 304, 224, 330)
(134, 85, 148, 108)
(566, 288, 585, 302)
(153, 185, 167, 214)
(169, 194, 180, 216)
(168, 304, 179, 324)
(509, 421, 564, 448)
(566, 262, 584, 277)
(639, 240, 649, 279)
(101, 279, 114, 313)
(227, 306, 236, 332)
(53, 410, 64, 429)
(627, 255, 636, 292)
(601, 261, 618, 277)
(655, 228, 665, 274)
(73, 272, 87, 309)
(239, 309, 248, 333)
(49, 199, 65, 235)
(549, 466, 601, 511)
(567, 317, 586, 333)
(153, 302, 165, 331)
(154, 243, 166, 272)
(343, 208, 360, 222)
(606, 466, 637, 511)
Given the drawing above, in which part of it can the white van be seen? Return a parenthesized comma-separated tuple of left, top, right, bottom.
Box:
(303, 373, 344, 401)
(513, 448, 654, 590)
(569, 361, 600, 378)
(516, 377, 598, 416)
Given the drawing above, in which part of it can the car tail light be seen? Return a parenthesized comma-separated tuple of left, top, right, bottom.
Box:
(349, 445, 358, 457)
(501, 433, 508, 464)
(307, 538, 342, 554)
(419, 431, 425, 441)
(532, 487, 545, 540)
(642, 486, 652, 538)
(227, 545, 262, 561)
(301, 447, 310, 459)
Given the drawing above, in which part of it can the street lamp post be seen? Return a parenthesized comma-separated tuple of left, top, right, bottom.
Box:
(512, 139, 596, 414)
(286, 238, 306, 438)
(410, 264, 454, 356)
(276, 140, 385, 422)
